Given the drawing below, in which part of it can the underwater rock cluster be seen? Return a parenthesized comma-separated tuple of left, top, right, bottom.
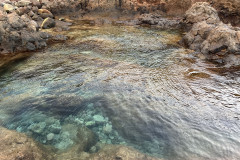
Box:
(6, 102, 125, 152)
(64, 103, 126, 146)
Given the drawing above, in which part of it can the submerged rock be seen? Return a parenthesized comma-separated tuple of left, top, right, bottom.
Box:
(77, 126, 98, 152)
(28, 121, 46, 134)
(93, 115, 105, 123)
(0, 127, 52, 160)
(88, 144, 161, 160)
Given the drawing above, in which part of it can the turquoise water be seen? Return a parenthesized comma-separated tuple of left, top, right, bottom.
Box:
(0, 24, 240, 159)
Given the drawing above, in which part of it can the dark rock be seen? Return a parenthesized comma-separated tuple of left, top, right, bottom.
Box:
(41, 17, 55, 29)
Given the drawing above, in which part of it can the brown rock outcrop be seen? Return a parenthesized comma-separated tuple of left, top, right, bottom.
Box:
(211, 0, 240, 26)
(181, 2, 240, 56)
(0, 127, 52, 160)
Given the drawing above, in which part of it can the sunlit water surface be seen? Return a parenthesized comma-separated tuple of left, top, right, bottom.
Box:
(0, 23, 240, 160)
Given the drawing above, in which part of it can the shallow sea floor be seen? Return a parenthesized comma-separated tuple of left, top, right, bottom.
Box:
(0, 23, 240, 160)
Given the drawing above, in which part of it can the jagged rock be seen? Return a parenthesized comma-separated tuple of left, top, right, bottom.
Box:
(0, 127, 52, 160)
(181, 2, 240, 56)
(181, 21, 215, 51)
(201, 23, 240, 54)
(41, 17, 55, 29)
(210, 0, 240, 26)
(184, 2, 220, 25)
(7, 12, 25, 29)
(28, 122, 47, 133)
(0, 7, 50, 54)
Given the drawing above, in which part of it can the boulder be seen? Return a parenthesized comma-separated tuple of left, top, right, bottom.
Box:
(3, 4, 15, 13)
(16, 0, 32, 7)
(201, 23, 240, 54)
(76, 126, 98, 152)
(181, 21, 215, 51)
(183, 2, 220, 25)
(16, 6, 31, 16)
(0, 127, 51, 160)
(28, 19, 40, 31)
(180, 2, 240, 56)
(41, 17, 55, 29)
(7, 12, 25, 29)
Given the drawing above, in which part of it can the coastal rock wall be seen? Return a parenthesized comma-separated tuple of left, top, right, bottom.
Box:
(86, 0, 194, 16)
(180, 2, 240, 57)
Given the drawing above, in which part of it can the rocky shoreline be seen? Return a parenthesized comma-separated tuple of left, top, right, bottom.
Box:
(0, 1, 240, 159)
(1, 0, 240, 61)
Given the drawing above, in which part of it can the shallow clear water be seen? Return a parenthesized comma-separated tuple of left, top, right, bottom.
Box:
(0, 23, 240, 159)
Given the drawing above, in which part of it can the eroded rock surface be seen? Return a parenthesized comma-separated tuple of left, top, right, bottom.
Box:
(181, 2, 240, 57)
(211, 0, 240, 26)
(88, 144, 161, 160)
(0, 126, 51, 160)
